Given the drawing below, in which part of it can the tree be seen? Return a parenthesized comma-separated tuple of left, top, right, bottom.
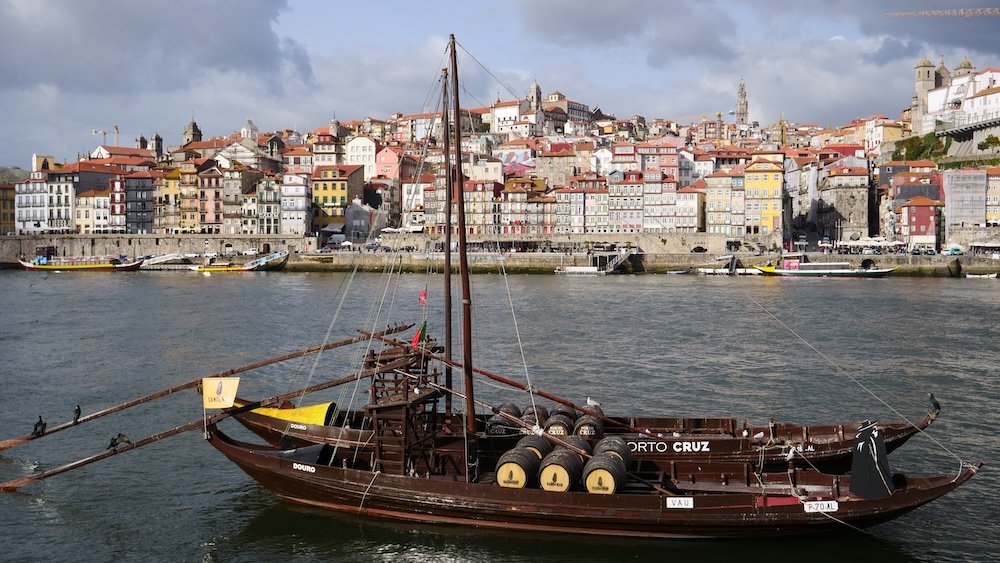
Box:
(977, 134, 1000, 154)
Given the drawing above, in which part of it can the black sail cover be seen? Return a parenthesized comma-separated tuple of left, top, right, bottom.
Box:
(850, 420, 895, 499)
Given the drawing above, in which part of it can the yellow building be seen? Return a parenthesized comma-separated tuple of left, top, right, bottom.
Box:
(178, 161, 200, 233)
(311, 164, 364, 230)
(743, 159, 784, 237)
(156, 167, 181, 234)
(704, 170, 733, 236)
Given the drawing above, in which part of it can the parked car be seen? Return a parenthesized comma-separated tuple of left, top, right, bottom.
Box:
(241, 248, 259, 256)
(923, 249, 936, 255)
(690, 246, 707, 253)
(910, 247, 921, 255)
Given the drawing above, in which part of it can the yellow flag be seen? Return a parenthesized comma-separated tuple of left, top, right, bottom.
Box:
(202, 377, 240, 409)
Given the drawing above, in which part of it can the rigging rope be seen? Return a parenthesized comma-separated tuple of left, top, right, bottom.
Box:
(738, 286, 967, 475)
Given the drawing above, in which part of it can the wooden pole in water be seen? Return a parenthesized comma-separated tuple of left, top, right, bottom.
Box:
(0, 324, 412, 452)
(0, 355, 419, 492)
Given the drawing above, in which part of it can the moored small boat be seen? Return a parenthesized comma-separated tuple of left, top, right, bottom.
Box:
(18, 256, 144, 272)
(755, 253, 894, 278)
(189, 250, 289, 273)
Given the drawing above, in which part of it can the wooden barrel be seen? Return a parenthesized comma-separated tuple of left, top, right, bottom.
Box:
(561, 435, 593, 456)
(516, 435, 554, 460)
(522, 404, 549, 422)
(486, 413, 519, 436)
(549, 404, 577, 421)
(574, 414, 604, 439)
(593, 436, 632, 467)
(496, 448, 540, 489)
(538, 448, 584, 492)
(543, 414, 575, 436)
(520, 413, 540, 429)
(496, 402, 522, 418)
(583, 453, 627, 495)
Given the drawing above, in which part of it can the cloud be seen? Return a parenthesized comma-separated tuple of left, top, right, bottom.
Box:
(0, 0, 312, 96)
(509, 0, 737, 61)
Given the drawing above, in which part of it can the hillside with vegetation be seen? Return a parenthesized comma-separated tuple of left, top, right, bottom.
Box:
(0, 167, 29, 183)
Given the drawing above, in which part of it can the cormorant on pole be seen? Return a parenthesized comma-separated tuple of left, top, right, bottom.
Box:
(73, 405, 81, 424)
(107, 433, 132, 450)
(31, 416, 46, 438)
(928, 393, 941, 412)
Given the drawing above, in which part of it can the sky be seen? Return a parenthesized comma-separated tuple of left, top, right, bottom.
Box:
(2, 0, 999, 168)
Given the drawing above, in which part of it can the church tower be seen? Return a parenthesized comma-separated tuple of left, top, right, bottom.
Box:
(736, 79, 749, 126)
(240, 119, 259, 141)
(182, 118, 202, 145)
(953, 56, 975, 79)
(528, 79, 542, 112)
(150, 132, 163, 160)
(912, 57, 935, 136)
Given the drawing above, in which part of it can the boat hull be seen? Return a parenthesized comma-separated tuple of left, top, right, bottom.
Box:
(231, 404, 937, 473)
(755, 266, 895, 278)
(207, 426, 979, 539)
(18, 258, 144, 272)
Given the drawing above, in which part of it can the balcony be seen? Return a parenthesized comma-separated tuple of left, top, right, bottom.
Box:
(935, 110, 1000, 136)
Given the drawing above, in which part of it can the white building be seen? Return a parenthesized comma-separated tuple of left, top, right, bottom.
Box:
(345, 136, 382, 180)
(280, 173, 312, 235)
(941, 169, 987, 241)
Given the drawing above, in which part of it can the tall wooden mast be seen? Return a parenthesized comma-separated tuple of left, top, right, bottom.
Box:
(440, 66, 454, 416)
(449, 34, 478, 479)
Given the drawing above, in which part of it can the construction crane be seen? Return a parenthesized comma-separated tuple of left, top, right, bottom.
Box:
(885, 8, 1000, 16)
(90, 125, 130, 146)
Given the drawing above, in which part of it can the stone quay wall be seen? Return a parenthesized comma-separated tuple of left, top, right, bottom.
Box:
(2, 233, 997, 275)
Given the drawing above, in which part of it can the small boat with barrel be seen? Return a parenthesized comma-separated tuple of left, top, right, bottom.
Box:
(18, 255, 144, 272)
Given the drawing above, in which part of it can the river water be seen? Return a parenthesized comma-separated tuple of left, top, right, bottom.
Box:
(0, 269, 996, 562)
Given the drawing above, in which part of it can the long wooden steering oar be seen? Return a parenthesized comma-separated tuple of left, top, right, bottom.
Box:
(0, 324, 412, 453)
(0, 354, 419, 492)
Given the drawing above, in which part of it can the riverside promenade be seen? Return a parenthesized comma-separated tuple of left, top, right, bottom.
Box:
(1, 233, 996, 275)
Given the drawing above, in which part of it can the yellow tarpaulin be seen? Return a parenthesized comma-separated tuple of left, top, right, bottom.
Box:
(202, 377, 240, 409)
(234, 400, 333, 426)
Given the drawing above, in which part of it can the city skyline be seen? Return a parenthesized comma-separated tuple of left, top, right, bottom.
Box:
(1, 0, 998, 167)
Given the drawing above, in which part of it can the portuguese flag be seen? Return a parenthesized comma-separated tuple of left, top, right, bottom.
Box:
(411, 322, 427, 347)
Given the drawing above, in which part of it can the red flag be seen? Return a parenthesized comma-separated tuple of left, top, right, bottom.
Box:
(411, 322, 426, 347)
(418, 289, 427, 306)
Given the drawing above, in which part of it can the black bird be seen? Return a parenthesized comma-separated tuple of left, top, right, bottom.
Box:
(73, 405, 81, 424)
(31, 416, 46, 438)
(107, 433, 133, 450)
(928, 393, 941, 412)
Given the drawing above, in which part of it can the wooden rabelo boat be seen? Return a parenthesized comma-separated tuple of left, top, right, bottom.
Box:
(228, 382, 941, 474)
(18, 256, 144, 272)
(203, 35, 981, 539)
